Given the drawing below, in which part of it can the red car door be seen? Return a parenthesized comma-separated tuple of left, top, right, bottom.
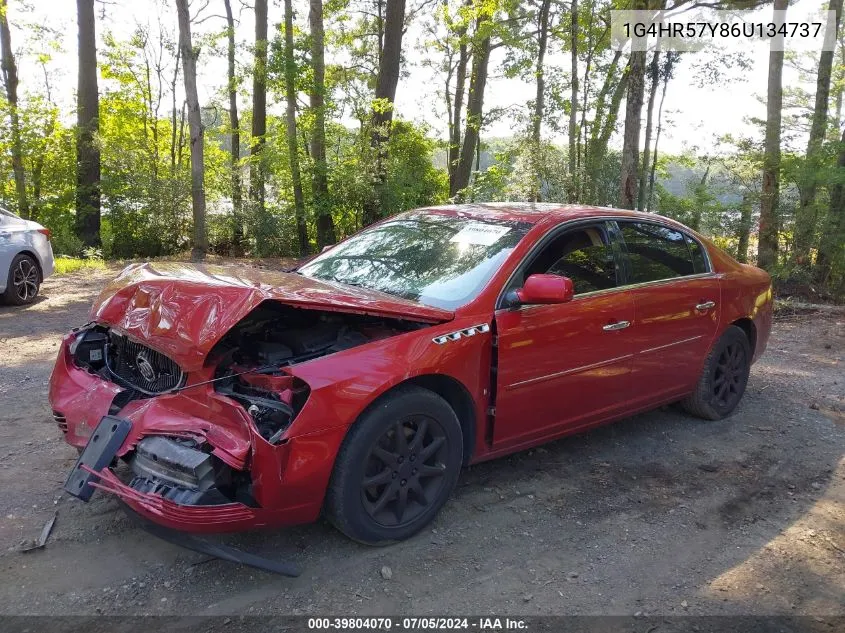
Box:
(492, 222, 636, 449)
(615, 220, 721, 404)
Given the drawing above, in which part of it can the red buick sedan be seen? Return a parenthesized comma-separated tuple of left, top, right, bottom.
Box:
(50, 203, 772, 545)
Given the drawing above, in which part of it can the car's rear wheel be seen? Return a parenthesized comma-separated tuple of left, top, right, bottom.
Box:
(325, 386, 463, 545)
(681, 325, 751, 420)
(3, 253, 40, 305)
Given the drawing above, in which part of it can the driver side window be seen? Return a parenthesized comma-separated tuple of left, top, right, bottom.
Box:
(522, 224, 618, 296)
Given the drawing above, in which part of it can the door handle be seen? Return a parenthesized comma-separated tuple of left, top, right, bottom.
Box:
(603, 320, 631, 331)
(695, 301, 716, 311)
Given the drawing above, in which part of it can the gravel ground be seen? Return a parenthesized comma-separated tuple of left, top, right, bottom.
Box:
(0, 267, 843, 617)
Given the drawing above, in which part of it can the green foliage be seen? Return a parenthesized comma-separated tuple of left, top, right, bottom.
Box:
(456, 135, 621, 205)
(0, 0, 842, 299)
(0, 93, 76, 231)
(381, 122, 450, 214)
(54, 256, 107, 275)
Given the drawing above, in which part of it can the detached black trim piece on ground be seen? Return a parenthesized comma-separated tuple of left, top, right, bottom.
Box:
(126, 510, 302, 577)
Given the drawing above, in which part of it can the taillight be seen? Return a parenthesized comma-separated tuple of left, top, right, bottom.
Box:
(37, 228, 51, 240)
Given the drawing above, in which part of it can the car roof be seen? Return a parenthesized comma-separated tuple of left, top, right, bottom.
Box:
(417, 202, 672, 225)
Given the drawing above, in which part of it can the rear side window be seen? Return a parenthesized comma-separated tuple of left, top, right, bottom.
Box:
(619, 222, 695, 283)
(685, 235, 710, 274)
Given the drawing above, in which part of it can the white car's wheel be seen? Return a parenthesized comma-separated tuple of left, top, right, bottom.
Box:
(3, 253, 40, 305)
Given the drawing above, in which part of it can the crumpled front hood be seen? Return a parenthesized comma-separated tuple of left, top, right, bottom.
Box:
(90, 262, 453, 371)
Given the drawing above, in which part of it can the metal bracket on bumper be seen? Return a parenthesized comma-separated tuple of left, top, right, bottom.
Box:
(64, 415, 132, 501)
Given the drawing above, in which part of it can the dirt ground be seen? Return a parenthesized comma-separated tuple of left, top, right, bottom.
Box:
(0, 266, 844, 617)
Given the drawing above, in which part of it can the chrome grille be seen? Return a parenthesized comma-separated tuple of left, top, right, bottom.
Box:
(107, 332, 185, 394)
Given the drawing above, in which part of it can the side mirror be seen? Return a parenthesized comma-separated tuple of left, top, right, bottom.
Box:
(509, 274, 574, 306)
(321, 245, 333, 253)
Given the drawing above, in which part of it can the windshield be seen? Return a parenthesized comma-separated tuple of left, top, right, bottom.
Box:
(298, 211, 531, 309)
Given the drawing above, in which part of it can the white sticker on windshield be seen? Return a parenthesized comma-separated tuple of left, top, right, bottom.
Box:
(450, 223, 511, 246)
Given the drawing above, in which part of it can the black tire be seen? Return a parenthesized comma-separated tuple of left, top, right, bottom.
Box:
(681, 325, 751, 420)
(325, 385, 463, 545)
(2, 253, 40, 305)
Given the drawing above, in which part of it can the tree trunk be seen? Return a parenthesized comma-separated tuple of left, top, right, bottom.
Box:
(638, 48, 661, 211)
(310, 0, 335, 247)
(529, 0, 551, 202)
(0, 0, 27, 221)
(448, 20, 469, 194)
(284, 0, 308, 255)
(757, 0, 788, 271)
(792, 0, 843, 266)
(646, 67, 669, 213)
(567, 0, 578, 202)
(532, 0, 551, 145)
(250, 0, 268, 220)
(586, 59, 628, 204)
(834, 43, 845, 137)
(736, 192, 752, 264)
(583, 50, 622, 202)
(362, 0, 406, 226)
(73, 0, 100, 245)
(452, 25, 491, 197)
(576, 11, 596, 202)
(618, 48, 646, 209)
(175, 0, 207, 259)
(815, 125, 845, 284)
(816, 134, 845, 285)
(690, 163, 710, 231)
(170, 44, 181, 172)
(223, 0, 243, 253)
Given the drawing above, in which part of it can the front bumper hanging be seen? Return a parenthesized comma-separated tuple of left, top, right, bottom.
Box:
(63, 415, 302, 577)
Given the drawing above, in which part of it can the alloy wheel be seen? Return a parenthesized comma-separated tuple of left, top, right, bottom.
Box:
(712, 342, 746, 408)
(12, 258, 38, 302)
(360, 415, 450, 527)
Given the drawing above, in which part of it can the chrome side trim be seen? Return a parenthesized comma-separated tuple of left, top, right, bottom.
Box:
(509, 273, 720, 313)
(433, 323, 490, 345)
(639, 335, 703, 355)
(506, 353, 634, 390)
(574, 272, 718, 299)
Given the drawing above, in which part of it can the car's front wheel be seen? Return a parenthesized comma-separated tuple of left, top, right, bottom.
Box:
(325, 386, 463, 545)
(3, 253, 40, 305)
(681, 325, 751, 420)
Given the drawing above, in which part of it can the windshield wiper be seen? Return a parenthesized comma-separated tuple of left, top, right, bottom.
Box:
(325, 275, 409, 299)
(330, 276, 365, 288)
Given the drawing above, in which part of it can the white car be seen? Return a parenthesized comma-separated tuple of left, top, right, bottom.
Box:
(0, 207, 55, 305)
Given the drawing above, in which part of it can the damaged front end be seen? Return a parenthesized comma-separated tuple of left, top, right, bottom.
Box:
(208, 301, 425, 442)
(52, 287, 441, 532)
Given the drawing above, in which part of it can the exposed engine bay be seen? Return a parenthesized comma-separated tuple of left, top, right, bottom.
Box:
(207, 302, 428, 441)
(65, 302, 430, 507)
(209, 301, 427, 367)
